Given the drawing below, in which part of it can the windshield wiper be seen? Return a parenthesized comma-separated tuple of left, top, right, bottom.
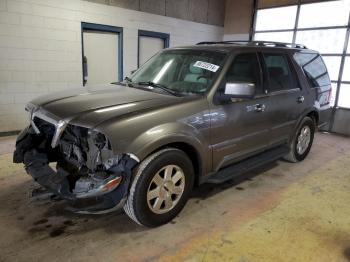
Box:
(111, 77, 133, 86)
(137, 81, 180, 96)
(124, 76, 134, 87)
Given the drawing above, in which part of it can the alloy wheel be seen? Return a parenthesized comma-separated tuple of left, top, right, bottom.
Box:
(296, 125, 311, 155)
(146, 165, 185, 214)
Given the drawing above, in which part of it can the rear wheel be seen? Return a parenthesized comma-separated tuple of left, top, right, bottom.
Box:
(124, 148, 194, 227)
(284, 116, 315, 162)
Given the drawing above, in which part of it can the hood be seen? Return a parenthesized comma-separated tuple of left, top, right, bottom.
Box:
(31, 84, 183, 128)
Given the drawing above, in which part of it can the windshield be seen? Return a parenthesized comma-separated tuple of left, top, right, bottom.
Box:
(128, 49, 227, 95)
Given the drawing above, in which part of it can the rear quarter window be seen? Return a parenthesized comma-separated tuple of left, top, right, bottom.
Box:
(293, 52, 331, 87)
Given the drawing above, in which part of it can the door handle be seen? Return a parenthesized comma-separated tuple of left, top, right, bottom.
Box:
(254, 104, 266, 112)
(298, 96, 305, 103)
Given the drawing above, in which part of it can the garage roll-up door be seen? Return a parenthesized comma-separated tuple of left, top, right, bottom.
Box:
(253, 0, 350, 133)
(253, 0, 350, 108)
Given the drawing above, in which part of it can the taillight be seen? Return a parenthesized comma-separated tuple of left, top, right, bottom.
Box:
(318, 85, 333, 106)
(328, 86, 332, 104)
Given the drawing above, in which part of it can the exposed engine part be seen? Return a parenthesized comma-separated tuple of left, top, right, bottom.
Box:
(59, 125, 115, 172)
(88, 129, 107, 149)
(13, 122, 139, 213)
(103, 157, 122, 170)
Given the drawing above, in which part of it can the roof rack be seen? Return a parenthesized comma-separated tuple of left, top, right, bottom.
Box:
(196, 40, 307, 49)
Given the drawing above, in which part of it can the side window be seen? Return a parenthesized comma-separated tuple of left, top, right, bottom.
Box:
(293, 52, 331, 87)
(263, 54, 293, 92)
(224, 53, 262, 93)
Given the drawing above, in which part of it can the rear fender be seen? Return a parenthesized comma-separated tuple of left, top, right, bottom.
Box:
(289, 107, 319, 145)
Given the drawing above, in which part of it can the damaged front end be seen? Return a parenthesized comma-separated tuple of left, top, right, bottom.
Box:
(13, 109, 138, 213)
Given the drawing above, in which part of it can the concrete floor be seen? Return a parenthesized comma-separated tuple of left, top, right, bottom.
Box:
(0, 133, 350, 262)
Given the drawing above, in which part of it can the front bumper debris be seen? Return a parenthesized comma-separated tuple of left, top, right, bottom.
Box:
(13, 125, 138, 213)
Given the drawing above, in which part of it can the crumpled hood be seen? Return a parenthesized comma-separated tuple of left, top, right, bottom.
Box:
(30, 84, 182, 128)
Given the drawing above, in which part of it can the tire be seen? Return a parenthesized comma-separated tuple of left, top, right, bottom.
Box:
(123, 148, 194, 227)
(284, 116, 315, 163)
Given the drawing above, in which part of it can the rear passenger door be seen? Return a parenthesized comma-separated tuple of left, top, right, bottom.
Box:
(261, 52, 308, 147)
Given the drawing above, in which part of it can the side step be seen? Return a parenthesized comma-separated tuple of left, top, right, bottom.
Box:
(205, 146, 289, 184)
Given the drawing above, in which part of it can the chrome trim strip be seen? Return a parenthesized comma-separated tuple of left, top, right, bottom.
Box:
(127, 153, 140, 162)
(30, 109, 68, 148)
(51, 120, 68, 148)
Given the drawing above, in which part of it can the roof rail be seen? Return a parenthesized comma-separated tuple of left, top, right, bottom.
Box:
(196, 40, 307, 49)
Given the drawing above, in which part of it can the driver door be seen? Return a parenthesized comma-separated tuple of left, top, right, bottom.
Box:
(210, 52, 273, 171)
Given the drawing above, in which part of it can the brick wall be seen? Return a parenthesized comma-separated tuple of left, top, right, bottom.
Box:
(0, 0, 224, 132)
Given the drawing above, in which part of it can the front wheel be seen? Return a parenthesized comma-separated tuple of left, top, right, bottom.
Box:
(284, 116, 315, 163)
(123, 148, 194, 227)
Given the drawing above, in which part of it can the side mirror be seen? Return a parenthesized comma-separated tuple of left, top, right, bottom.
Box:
(224, 82, 255, 99)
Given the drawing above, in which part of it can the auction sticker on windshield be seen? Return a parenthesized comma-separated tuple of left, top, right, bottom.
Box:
(193, 61, 220, 72)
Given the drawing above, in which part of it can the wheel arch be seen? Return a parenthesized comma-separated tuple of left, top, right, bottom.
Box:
(306, 110, 319, 126)
(154, 142, 202, 187)
(135, 139, 205, 188)
(290, 108, 319, 144)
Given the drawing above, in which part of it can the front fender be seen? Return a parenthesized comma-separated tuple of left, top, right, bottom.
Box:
(95, 98, 211, 175)
(125, 122, 210, 174)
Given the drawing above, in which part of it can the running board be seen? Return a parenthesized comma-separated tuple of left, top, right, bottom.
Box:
(205, 146, 289, 184)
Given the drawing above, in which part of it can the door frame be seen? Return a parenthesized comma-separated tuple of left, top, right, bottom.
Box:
(137, 29, 170, 68)
(81, 22, 124, 85)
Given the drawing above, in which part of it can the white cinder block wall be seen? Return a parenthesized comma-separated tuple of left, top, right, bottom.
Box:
(0, 0, 224, 132)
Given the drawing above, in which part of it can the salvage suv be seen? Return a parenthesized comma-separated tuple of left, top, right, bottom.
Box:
(14, 41, 332, 227)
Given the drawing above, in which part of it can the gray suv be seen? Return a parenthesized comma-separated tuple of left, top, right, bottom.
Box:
(14, 41, 332, 227)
